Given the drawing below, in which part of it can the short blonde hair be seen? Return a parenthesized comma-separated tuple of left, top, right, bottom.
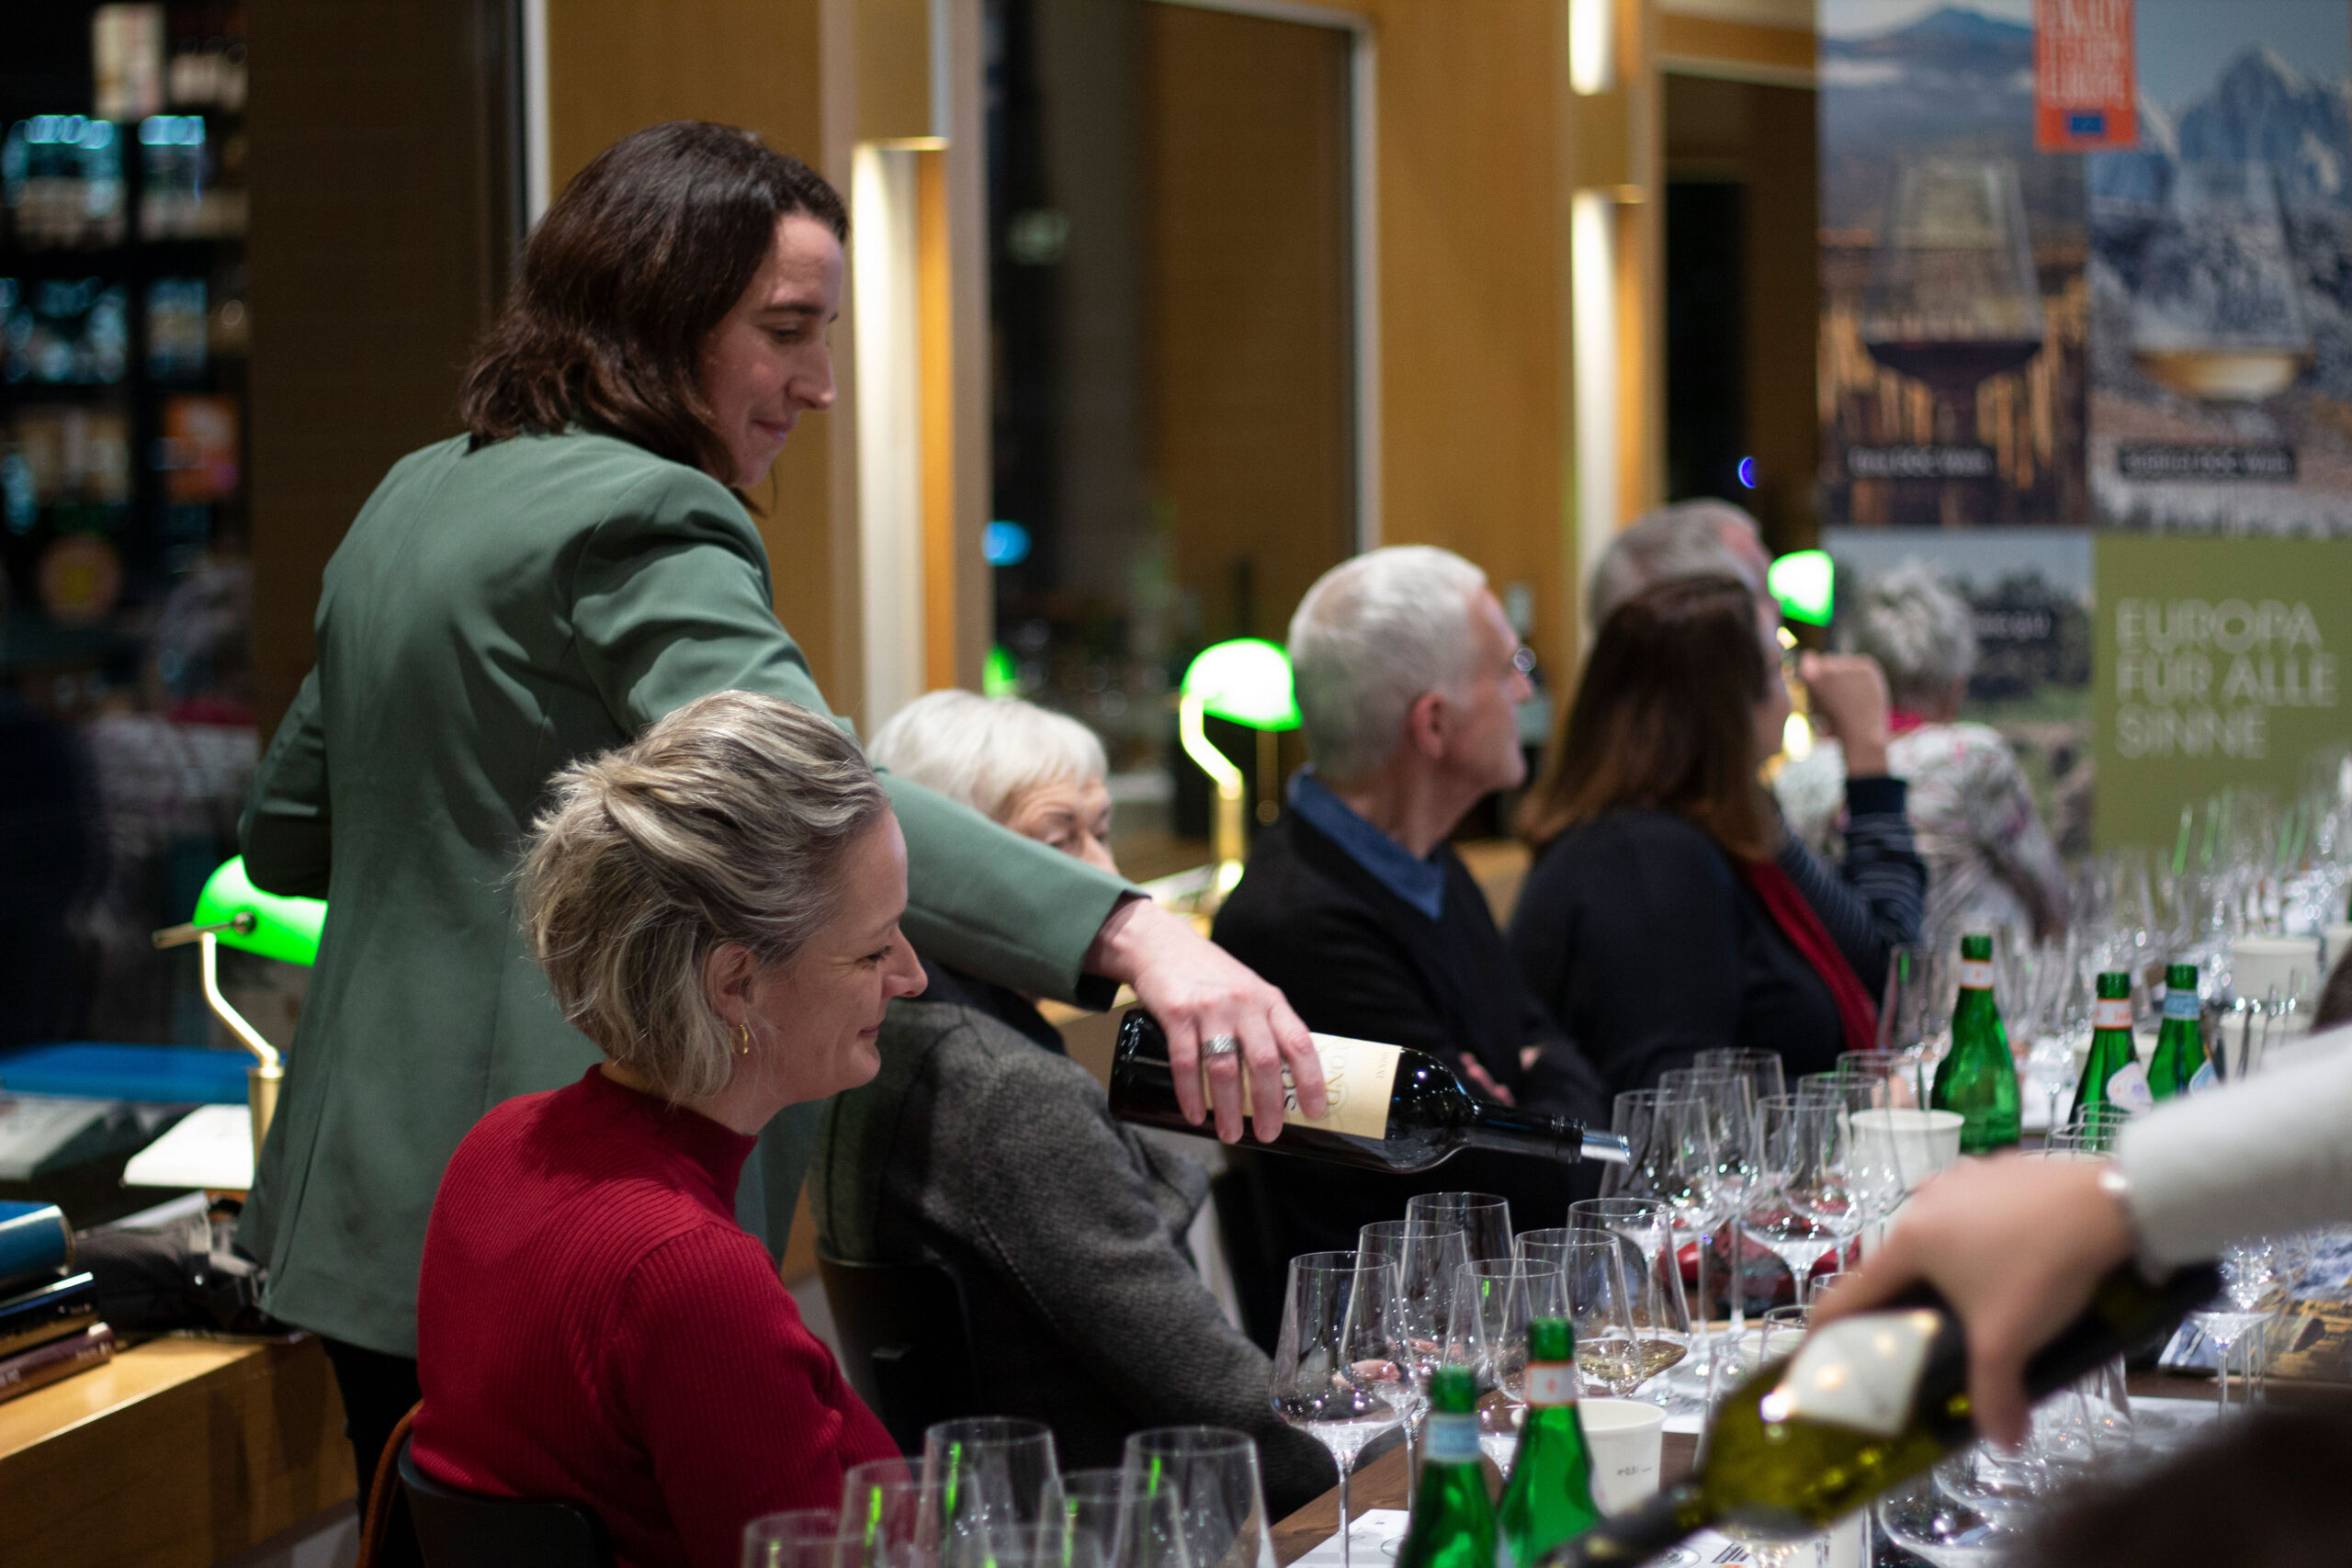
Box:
(516, 690, 889, 1102)
(867, 689, 1106, 823)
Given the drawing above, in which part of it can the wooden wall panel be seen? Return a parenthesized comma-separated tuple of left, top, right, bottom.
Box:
(246, 0, 519, 734)
(545, 0, 848, 703)
(1315, 0, 1580, 668)
(1143, 6, 1352, 647)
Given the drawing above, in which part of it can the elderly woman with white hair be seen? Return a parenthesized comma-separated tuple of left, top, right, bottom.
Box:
(808, 690, 1333, 1511)
(413, 691, 914, 1568)
(1776, 559, 2067, 943)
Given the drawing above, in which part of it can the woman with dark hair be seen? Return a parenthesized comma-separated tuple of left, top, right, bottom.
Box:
(1508, 575, 1925, 1097)
(239, 121, 1323, 1543)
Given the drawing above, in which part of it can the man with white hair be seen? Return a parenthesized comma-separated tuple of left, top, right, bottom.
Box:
(1590, 499, 1924, 998)
(1211, 546, 1611, 1267)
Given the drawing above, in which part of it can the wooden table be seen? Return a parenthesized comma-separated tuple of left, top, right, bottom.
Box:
(0, 1333, 356, 1568)
(1268, 1375, 2247, 1566)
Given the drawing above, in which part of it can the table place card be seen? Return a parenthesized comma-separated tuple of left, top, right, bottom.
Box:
(1287, 1508, 1409, 1568)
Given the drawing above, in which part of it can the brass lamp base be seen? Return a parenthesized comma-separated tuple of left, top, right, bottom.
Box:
(247, 1062, 282, 1168)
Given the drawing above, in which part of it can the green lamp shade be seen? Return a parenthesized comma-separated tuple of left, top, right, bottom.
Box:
(982, 643, 1021, 698)
(191, 856, 327, 967)
(1769, 549, 1835, 628)
(1181, 637, 1301, 730)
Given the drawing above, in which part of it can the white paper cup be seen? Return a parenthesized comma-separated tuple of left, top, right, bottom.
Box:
(2232, 935, 2321, 1008)
(1849, 1107, 1963, 1190)
(1578, 1398, 1666, 1515)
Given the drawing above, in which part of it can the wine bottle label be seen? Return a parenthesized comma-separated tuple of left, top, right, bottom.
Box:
(2103, 1060, 2154, 1113)
(1525, 1362, 1577, 1406)
(1202, 1032, 1398, 1140)
(1425, 1411, 1481, 1464)
(2093, 998, 2133, 1031)
(1764, 1309, 1939, 1438)
(1956, 959, 1995, 989)
(2162, 989, 2200, 1021)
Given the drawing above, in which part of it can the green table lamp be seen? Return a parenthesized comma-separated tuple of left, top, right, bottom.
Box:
(152, 856, 325, 1165)
(1179, 637, 1301, 903)
(1768, 548, 1835, 628)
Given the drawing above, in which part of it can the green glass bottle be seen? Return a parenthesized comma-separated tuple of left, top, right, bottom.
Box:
(1498, 1318, 1602, 1565)
(1396, 1365, 1498, 1568)
(2147, 963, 2210, 1100)
(1930, 934, 2020, 1152)
(2066, 971, 2152, 1135)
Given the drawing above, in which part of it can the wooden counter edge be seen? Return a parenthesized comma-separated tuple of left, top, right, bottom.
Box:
(0, 1333, 356, 1568)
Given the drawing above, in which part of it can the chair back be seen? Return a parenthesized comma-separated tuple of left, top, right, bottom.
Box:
(815, 1250, 982, 1452)
(398, 1434, 615, 1568)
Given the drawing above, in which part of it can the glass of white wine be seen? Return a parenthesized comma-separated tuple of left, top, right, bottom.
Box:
(1269, 1251, 1404, 1568)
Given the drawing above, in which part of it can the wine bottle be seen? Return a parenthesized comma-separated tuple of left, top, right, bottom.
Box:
(1105, 1010, 1630, 1174)
(1396, 1365, 1498, 1568)
(2066, 971, 2152, 1132)
(2147, 963, 2210, 1100)
(1929, 934, 2019, 1152)
(1498, 1317, 1601, 1566)
(1539, 1258, 2222, 1567)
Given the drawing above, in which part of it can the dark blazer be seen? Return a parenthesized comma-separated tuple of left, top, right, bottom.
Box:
(1210, 808, 1611, 1274)
(810, 962, 1333, 1514)
(1510, 798, 1921, 1100)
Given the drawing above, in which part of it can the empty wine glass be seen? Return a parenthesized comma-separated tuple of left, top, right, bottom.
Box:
(1270, 1251, 1404, 1568)
(922, 1417, 1061, 1568)
(1742, 1096, 1856, 1307)
(1405, 1191, 1513, 1265)
(745, 1510, 851, 1568)
(1358, 1219, 1470, 1465)
(1663, 1072, 1761, 1337)
(839, 1460, 934, 1568)
(1043, 1468, 1191, 1568)
(2194, 1235, 2290, 1411)
(1449, 1256, 1550, 1474)
(1693, 1047, 1788, 1104)
(1118, 1428, 1273, 1568)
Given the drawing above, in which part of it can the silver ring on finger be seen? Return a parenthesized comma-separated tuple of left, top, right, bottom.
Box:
(1202, 1033, 1241, 1060)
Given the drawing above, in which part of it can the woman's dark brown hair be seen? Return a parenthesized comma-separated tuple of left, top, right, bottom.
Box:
(1517, 573, 1780, 860)
(458, 120, 848, 477)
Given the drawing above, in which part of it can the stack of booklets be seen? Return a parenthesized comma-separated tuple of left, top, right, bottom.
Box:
(0, 1200, 114, 1403)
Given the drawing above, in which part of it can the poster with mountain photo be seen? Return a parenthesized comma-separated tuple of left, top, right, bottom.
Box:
(1818, 1, 2089, 529)
(2087, 2, 2352, 533)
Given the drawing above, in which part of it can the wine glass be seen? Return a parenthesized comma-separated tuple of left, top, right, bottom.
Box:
(1449, 1257, 1548, 1474)
(1357, 1219, 1470, 1465)
(1742, 1096, 1853, 1307)
(2193, 1235, 2290, 1411)
(1662, 1073, 1760, 1340)
(922, 1417, 1061, 1568)
(1569, 1201, 1690, 1403)
(1118, 1428, 1273, 1568)
(1270, 1251, 1404, 1568)
(1877, 943, 1951, 1061)
(1693, 1047, 1788, 1104)
(744, 1510, 852, 1568)
(839, 1461, 934, 1568)
(1405, 1191, 1513, 1265)
(1043, 1468, 1192, 1568)
(1555, 1234, 1647, 1398)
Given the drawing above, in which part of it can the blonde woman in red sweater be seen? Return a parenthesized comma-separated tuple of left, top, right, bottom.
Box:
(412, 690, 922, 1568)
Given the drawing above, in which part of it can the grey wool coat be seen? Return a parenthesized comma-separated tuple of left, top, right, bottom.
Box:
(811, 962, 1335, 1514)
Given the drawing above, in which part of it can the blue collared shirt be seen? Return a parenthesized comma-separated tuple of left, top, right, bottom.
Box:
(1286, 770, 1446, 921)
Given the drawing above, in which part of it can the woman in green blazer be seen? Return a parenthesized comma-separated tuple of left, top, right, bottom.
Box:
(240, 120, 1322, 1520)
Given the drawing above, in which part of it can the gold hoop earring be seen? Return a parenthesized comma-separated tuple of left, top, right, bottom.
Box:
(733, 1022, 752, 1057)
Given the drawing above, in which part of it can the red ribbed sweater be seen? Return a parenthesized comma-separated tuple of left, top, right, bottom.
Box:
(413, 1067, 898, 1568)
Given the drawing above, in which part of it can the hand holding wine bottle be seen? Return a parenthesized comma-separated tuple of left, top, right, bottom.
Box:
(1809, 1153, 2136, 1446)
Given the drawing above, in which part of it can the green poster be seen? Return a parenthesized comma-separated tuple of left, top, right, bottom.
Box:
(2095, 536, 2352, 850)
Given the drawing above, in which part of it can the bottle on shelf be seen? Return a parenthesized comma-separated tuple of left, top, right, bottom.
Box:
(1498, 1316, 1602, 1566)
(1106, 1011, 1629, 1174)
(1538, 1259, 2222, 1568)
(1929, 934, 2020, 1152)
(2067, 971, 2153, 1133)
(1396, 1364, 1498, 1568)
(2146, 963, 2211, 1101)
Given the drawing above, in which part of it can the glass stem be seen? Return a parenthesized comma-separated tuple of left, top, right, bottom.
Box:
(1693, 1224, 1714, 1365)
(1336, 1453, 1351, 1568)
(1727, 1217, 1746, 1334)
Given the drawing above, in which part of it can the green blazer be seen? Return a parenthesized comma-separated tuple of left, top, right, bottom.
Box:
(240, 429, 1128, 1359)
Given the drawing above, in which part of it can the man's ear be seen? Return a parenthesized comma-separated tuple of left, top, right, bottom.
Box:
(1404, 689, 1449, 760)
